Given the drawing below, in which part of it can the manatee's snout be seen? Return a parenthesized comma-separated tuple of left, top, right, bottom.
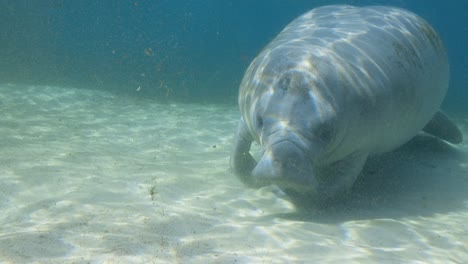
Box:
(252, 140, 318, 193)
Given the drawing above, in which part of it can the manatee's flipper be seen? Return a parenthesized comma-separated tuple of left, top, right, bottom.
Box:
(423, 111, 463, 144)
(316, 151, 369, 201)
(230, 119, 257, 186)
(284, 151, 368, 206)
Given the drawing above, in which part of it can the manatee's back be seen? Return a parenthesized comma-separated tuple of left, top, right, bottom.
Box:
(240, 5, 449, 156)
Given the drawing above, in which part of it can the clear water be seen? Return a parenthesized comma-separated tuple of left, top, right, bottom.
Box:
(0, 1, 467, 263)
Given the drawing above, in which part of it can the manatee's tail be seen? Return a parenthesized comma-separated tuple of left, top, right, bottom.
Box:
(423, 111, 463, 144)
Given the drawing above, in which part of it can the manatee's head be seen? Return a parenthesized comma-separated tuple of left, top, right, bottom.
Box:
(243, 61, 338, 196)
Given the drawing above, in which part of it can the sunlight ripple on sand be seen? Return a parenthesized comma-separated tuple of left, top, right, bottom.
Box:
(0, 84, 466, 263)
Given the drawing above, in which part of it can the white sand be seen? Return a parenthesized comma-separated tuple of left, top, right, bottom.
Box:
(0, 84, 467, 263)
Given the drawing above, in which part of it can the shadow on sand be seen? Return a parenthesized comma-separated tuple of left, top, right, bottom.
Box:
(272, 134, 468, 223)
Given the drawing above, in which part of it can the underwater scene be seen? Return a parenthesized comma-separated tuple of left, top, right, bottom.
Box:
(0, 0, 467, 263)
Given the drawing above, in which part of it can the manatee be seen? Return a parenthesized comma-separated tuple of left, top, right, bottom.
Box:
(230, 5, 462, 203)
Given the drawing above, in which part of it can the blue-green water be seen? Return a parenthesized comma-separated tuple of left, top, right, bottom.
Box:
(0, 1, 467, 263)
(0, 0, 466, 110)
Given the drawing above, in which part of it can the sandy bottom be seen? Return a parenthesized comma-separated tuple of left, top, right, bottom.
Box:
(0, 84, 467, 263)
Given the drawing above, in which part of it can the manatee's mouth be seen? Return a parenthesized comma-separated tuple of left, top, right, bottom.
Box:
(251, 139, 318, 194)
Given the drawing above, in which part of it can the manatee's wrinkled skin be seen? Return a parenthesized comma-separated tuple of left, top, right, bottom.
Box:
(231, 5, 462, 203)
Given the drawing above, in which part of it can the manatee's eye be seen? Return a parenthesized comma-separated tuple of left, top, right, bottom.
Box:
(277, 74, 291, 91)
(256, 115, 264, 129)
(315, 122, 334, 143)
(277, 72, 309, 97)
